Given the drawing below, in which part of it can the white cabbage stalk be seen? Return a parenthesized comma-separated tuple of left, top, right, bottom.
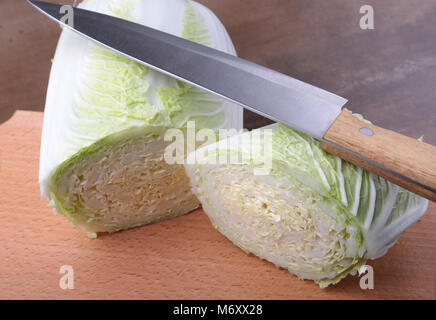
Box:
(39, 0, 242, 237)
(185, 115, 428, 287)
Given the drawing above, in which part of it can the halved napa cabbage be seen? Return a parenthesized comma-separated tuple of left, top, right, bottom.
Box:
(184, 116, 428, 287)
(39, 0, 243, 237)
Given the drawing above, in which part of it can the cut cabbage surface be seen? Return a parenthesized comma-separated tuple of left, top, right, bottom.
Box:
(184, 117, 428, 287)
(39, 0, 243, 237)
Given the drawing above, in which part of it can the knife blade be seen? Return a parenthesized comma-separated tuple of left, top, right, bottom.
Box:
(28, 0, 346, 139)
(28, 0, 436, 201)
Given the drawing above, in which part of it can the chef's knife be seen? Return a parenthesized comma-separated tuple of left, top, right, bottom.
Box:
(28, 0, 436, 201)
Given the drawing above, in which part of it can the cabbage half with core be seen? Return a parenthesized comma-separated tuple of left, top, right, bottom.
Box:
(39, 0, 243, 237)
(184, 115, 428, 287)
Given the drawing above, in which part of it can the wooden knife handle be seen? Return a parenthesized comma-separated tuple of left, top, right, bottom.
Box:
(321, 108, 436, 202)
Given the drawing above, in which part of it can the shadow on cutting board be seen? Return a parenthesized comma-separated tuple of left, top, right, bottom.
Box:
(0, 106, 44, 125)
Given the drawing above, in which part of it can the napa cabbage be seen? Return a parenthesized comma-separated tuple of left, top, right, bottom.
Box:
(39, 0, 243, 237)
(184, 115, 428, 287)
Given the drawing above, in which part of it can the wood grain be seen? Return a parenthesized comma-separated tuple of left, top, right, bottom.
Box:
(0, 111, 435, 299)
(322, 109, 436, 201)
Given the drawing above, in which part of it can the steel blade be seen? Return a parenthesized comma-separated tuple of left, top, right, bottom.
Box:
(28, 0, 348, 138)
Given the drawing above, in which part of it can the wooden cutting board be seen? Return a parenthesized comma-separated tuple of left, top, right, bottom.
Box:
(0, 110, 435, 299)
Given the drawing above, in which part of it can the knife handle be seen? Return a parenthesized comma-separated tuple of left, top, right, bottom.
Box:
(321, 108, 436, 202)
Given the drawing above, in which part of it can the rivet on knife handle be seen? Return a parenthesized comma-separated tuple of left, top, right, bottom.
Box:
(321, 108, 436, 202)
